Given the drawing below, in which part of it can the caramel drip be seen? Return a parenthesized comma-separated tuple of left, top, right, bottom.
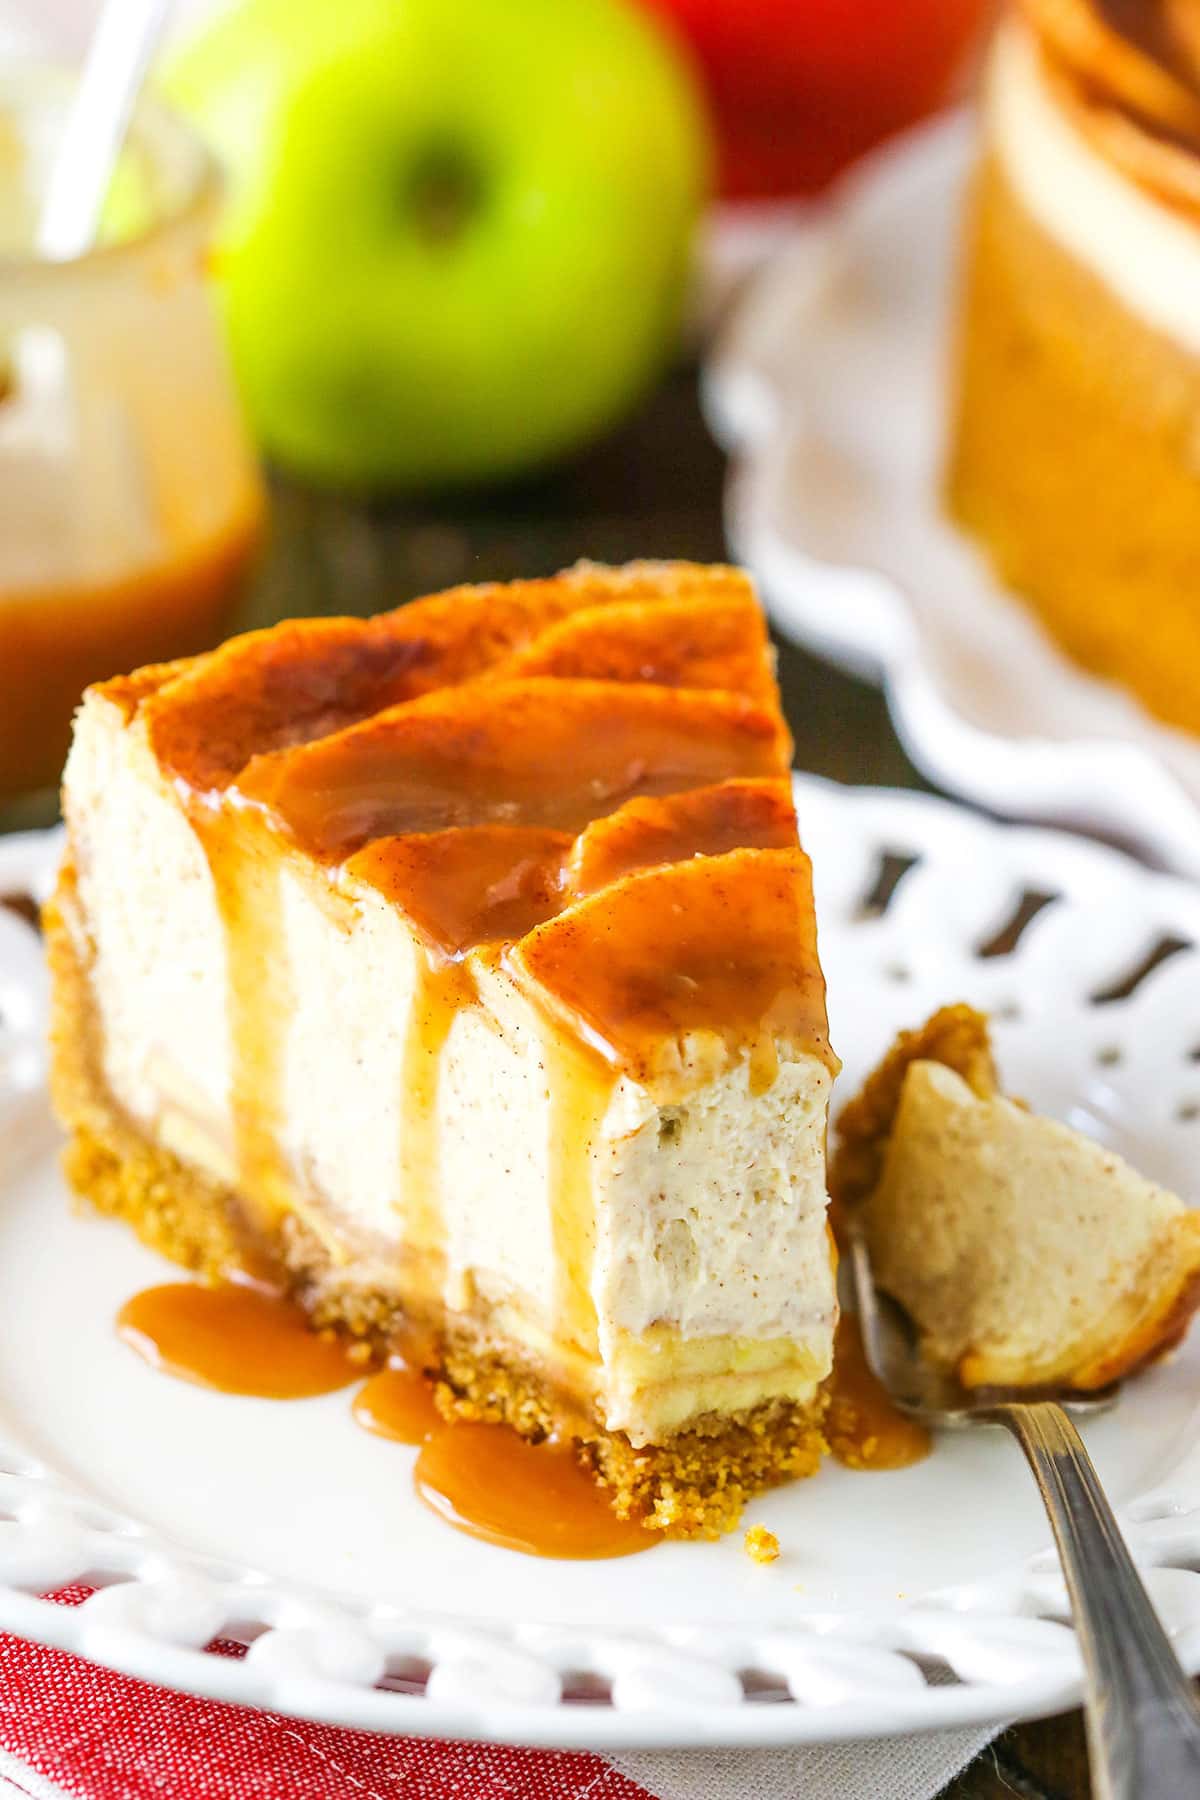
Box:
(491, 593, 779, 709)
(510, 847, 836, 1100)
(137, 562, 758, 795)
(353, 1361, 442, 1444)
(194, 809, 294, 1228)
(566, 779, 798, 900)
(399, 958, 473, 1292)
(348, 826, 569, 960)
(234, 679, 789, 865)
(546, 1038, 613, 1360)
(825, 1313, 932, 1471)
(117, 1282, 362, 1397)
(747, 1034, 781, 1098)
(413, 1422, 653, 1558)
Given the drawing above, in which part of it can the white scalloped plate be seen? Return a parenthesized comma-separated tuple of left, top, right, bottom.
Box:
(4, 779, 1200, 1748)
(704, 116, 1200, 882)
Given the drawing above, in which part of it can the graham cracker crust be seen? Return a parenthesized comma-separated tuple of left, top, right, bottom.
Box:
(45, 864, 827, 1538)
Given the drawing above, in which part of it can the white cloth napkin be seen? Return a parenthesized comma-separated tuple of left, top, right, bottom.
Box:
(615, 1727, 999, 1799)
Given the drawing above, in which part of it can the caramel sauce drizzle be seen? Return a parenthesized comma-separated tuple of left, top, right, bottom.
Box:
(353, 1360, 443, 1443)
(116, 1286, 921, 1550)
(353, 1362, 652, 1555)
(545, 1039, 612, 1360)
(192, 810, 295, 1230)
(413, 1423, 653, 1559)
(398, 959, 473, 1289)
(508, 847, 836, 1098)
(825, 1313, 932, 1472)
(118, 1284, 650, 1556)
(347, 826, 569, 960)
(117, 1282, 362, 1398)
(234, 679, 788, 863)
(565, 778, 798, 899)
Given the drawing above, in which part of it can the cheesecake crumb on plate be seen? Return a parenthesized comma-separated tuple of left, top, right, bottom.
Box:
(744, 1524, 780, 1564)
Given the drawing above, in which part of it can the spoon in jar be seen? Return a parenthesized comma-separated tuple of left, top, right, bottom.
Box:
(37, 0, 172, 261)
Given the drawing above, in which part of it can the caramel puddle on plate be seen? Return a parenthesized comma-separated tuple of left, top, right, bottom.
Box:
(116, 1282, 362, 1399)
(825, 1312, 932, 1471)
(414, 1422, 654, 1559)
(352, 1361, 443, 1444)
(355, 1366, 652, 1557)
(120, 1288, 652, 1556)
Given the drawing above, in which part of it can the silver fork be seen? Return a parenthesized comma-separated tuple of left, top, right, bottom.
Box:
(848, 1228, 1200, 1800)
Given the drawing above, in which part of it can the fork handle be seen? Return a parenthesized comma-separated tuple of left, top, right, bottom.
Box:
(997, 1400, 1200, 1800)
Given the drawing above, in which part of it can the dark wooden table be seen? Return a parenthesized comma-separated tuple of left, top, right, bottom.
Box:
(20, 363, 1097, 1797)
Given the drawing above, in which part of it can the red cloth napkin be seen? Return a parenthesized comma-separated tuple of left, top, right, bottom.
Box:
(0, 1629, 656, 1800)
(0, 1586, 656, 1800)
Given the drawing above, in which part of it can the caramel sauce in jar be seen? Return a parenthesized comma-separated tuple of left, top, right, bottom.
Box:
(0, 504, 260, 800)
(0, 69, 265, 804)
(116, 1282, 363, 1399)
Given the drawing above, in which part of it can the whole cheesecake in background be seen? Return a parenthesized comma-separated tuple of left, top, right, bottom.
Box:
(46, 561, 839, 1537)
(946, 0, 1200, 736)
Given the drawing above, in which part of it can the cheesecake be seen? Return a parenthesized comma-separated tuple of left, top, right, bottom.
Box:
(47, 561, 839, 1536)
(946, 0, 1200, 735)
(832, 1006, 1200, 1390)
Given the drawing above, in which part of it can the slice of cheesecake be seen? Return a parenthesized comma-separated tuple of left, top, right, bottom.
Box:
(47, 561, 839, 1536)
(832, 1006, 1200, 1391)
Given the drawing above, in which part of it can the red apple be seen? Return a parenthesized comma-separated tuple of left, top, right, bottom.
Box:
(637, 0, 992, 198)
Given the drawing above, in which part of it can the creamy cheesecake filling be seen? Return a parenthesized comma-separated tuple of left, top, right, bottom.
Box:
(62, 662, 835, 1449)
(66, 994, 833, 1447)
(989, 18, 1200, 354)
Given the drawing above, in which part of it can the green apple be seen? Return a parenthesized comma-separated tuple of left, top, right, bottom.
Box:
(162, 0, 710, 490)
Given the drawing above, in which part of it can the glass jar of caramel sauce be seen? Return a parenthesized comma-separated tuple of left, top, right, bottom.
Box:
(0, 68, 264, 811)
